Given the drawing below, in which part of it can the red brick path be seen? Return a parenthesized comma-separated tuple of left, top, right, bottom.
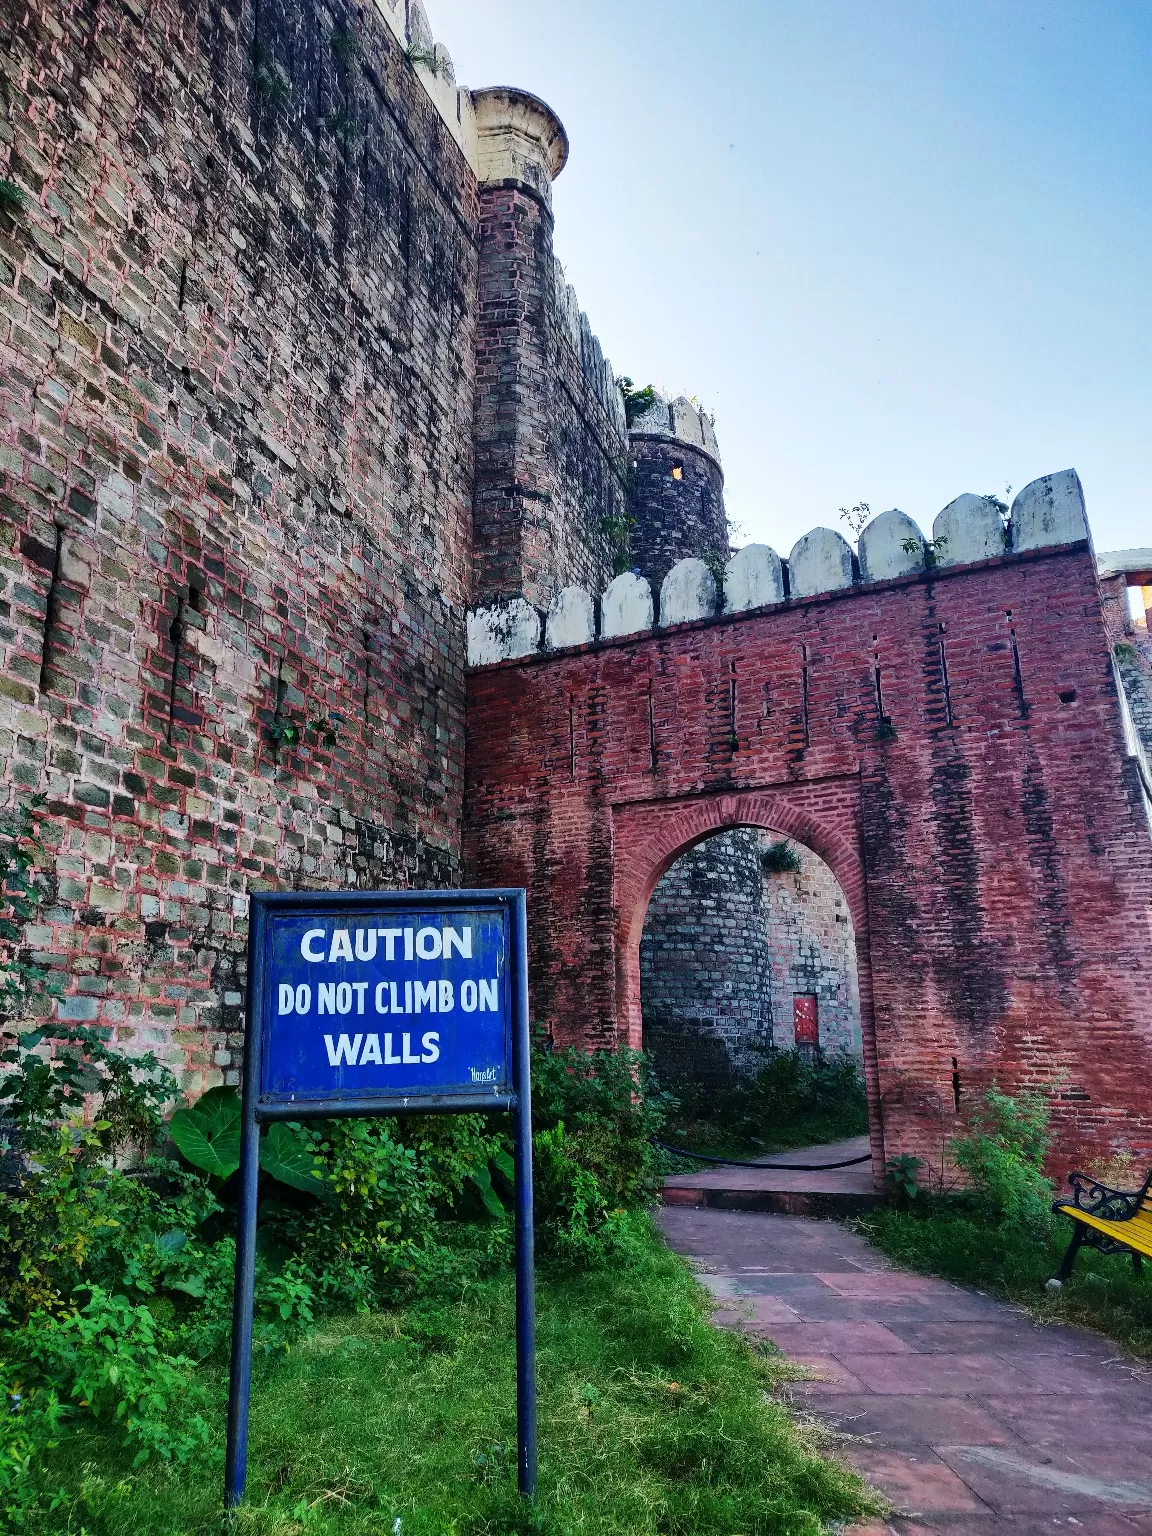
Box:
(662, 1205, 1152, 1533)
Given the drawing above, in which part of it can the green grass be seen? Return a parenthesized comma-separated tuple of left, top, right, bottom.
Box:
(859, 1200, 1152, 1359)
(29, 1219, 870, 1535)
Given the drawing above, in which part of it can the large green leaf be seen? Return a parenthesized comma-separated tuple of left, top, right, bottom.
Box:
(169, 1086, 242, 1178)
(491, 1148, 515, 1185)
(259, 1121, 329, 1198)
(468, 1164, 506, 1220)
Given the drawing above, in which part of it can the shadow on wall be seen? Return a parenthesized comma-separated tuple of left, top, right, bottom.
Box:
(639, 830, 861, 1095)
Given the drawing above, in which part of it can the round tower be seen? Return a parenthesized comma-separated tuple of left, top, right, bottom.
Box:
(627, 392, 727, 597)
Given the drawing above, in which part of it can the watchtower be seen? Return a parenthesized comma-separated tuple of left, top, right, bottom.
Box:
(627, 393, 727, 600)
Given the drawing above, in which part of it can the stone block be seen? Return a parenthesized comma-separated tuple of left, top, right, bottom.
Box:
(601, 572, 654, 638)
(788, 528, 856, 599)
(660, 558, 717, 626)
(724, 544, 785, 613)
(1010, 470, 1088, 553)
(545, 586, 596, 650)
(466, 600, 542, 666)
(858, 509, 925, 582)
(933, 494, 1007, 566)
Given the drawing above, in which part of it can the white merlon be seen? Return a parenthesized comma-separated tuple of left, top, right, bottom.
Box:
(724, 545, 785, 613)
(1097, 549, 1152, 584)
(788, 528, 856, 599)
(370, 0, 477, 168)
(933, 494, 1006, 566)
(545, 586, 596, 649)
(601, 572, 654, 639)
(467, 599, 541, 666)
(629, 389, 721, 465)
(660, 559, 717, 626)
(858, 509, 925, 583)
(551, 262, 625, 435)
(1010, 470, 1089, 554)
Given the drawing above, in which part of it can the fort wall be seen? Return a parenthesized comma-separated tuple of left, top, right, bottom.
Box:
(0, 0, 623, 1092)
(464, 485, 1152, 1170)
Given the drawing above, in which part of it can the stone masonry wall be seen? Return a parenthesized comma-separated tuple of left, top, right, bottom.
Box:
(0, 0, 481, 1093)
(640, 828, 862, 1092)
(471, 194, 628, 611)
(640, 828, 772, 1088)
(628, 437, 727, 600)
(763, 838, 861, 1057)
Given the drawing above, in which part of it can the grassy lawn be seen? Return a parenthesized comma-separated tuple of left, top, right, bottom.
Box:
(33, 1220, 870, 1536)
(859, 1201, 1152, 1360)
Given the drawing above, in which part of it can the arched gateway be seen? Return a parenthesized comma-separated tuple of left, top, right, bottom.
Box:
(464, 514, 1152, 1179)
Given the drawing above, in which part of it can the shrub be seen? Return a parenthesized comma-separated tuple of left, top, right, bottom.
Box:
(950, 1084, 1057, 1236)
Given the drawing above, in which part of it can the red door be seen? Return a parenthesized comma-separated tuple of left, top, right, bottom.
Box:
(793, 995, 818, 1047)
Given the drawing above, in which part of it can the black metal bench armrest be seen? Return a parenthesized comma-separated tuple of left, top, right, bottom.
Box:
(1054, 1169, 1152, 1223)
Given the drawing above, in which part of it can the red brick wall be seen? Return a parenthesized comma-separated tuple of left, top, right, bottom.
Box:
(0, 0, 480, 1093)
(464, 542, 1152, 1171)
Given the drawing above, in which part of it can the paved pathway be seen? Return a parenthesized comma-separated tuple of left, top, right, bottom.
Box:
(661, 1205, 1152, 1534)
(662, 1133, 877, 1215)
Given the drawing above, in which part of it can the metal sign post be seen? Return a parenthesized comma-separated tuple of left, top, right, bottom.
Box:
(224, 888, 534, 1509)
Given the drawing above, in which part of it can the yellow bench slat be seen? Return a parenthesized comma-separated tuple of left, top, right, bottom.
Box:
(1056, 1204, 1152, 1258)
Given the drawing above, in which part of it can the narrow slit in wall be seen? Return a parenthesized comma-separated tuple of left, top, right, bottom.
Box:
(166, 590, 187, 743)
(1007, 615, 1029, 717)
(647, 679, 657, 774)
(801, 645, 811, 748)
(728, 662, 738, 751)
(568, 693, 577, 781)
(939, 624, 954, 727)
(37, 527, 64, 696)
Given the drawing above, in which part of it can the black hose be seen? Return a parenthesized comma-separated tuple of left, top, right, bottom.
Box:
(655, 1140, 872, 1172)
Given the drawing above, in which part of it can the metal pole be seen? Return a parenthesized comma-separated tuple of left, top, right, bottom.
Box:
(511, 893, 537, 1497)
(225, 898, 266, 1509)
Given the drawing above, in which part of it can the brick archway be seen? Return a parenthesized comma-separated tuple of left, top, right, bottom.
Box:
(464, 542, 1152, 1170)
(611, 784, 885, 1177)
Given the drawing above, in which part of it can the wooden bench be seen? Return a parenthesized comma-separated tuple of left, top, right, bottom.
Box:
(1051, 1169, 1152, 1283)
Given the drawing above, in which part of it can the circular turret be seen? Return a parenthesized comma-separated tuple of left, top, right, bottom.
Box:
(627, 392, 727, 597)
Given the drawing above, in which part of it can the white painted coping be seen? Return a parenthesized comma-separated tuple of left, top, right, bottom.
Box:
(788, 528, 856, 599)
(933, 494, 1006, 566)
(601, 571, 654, 638)
(724, 544, 785, 613)
(660, 558, 717, 626)
(466, 599, 541, 666)
(1010, 470, 1089, 553)
(858, 509, 925, 582)
(545, 586, 596, 650)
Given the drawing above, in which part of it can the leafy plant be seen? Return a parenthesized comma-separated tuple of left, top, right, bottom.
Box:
(760, 840, 801, 875)
(838, 501, 870, 536)
(599, 506, 636, 577)
(1116, 642, 1137, 662)
(950, 1085, 1056, 1237)
(405, 42, 444, 75)
(330, 25, 361, 62)
(900, 533, 948, 569)
(617, 377, 659, 429)
(168, 1087, 241, 1179)
(325, 110, 360, 147)
(252, 44, 291, 106)
(885, 1153, 922, 1206)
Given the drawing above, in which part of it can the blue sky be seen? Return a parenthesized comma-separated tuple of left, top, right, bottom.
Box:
(431, 0, 1150, 568)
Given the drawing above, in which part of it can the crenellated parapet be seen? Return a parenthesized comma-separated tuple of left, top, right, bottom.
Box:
(467, 470, 1090, 665)
(552, 258, 628, 437)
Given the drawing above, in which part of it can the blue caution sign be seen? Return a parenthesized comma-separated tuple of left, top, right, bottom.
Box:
(259, 904, 512, 1105)
(227, 890, 535, 1511)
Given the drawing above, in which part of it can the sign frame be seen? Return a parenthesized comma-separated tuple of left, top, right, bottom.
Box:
(224, 888, 535, 1509)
